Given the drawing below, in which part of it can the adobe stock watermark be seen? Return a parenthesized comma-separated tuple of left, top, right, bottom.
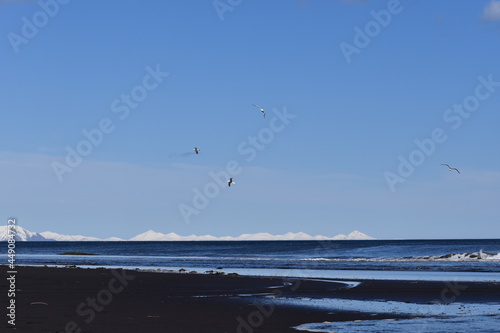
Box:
(51, 64, 169, 183)
(7, 0, 71, 54)
(6, 218, 18, 327)
(178, 106, 296, 224)
(212, 0, 243, 21)
(235, 278, 301, 333)
(414, 280, 468, 333)
(64, 269, 135, 333)
(340, 0, 412, 64)
(384, 74, 500, 192)
(234, 239, 340, 332)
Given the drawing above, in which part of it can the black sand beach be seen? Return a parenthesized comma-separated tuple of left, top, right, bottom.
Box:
(2, 265, 499, 332)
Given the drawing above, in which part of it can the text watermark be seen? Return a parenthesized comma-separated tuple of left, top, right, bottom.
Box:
(64, 269, 135, 333)
(51, 64, 169, 183)
(178, 106, 296, 224)
(384, 74, 500, 192)
(6, 218, 17, 327)
(212, 0, 244, 21)
(8, 0, 71, 54)
(340, 0, 412, 64)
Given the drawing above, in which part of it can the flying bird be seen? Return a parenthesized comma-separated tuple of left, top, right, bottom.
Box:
(193, 147, 200, 154)
(228, 178, 235, 187)
(252, 104, 266, 118)
(441, 164, 460, 174)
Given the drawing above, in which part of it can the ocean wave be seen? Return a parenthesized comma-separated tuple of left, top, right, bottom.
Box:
(7, 251, 500, 264)
(302, 250, 500, 262)
(419, 250, 500, 261)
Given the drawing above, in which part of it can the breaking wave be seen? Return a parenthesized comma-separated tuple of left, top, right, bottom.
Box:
(418, 250, 500, 261)
(304, 250, 500, 262)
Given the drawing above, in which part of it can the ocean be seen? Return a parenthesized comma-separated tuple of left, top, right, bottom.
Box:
(4, 239, 500, 332)
(6, 239, 500, 278)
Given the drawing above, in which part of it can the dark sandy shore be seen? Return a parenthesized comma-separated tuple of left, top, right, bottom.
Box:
(1, 265, 499, 332)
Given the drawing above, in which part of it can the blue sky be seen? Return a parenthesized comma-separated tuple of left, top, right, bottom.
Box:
(1, 0, 499, 239)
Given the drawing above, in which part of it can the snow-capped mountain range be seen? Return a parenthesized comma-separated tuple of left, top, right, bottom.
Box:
(0, 226, 375, 242)
(39, 231, 123, 242)
(129, 230, 375, 241)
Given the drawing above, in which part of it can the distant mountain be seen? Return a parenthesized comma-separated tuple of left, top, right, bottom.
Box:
(0, 225, 47, 241)
(0, 226, 375, 242)
(39, 231, 123, 242)
(130, 230, 375, 241)
(0, 226, 124, 242)
(332, 230, 375, 240)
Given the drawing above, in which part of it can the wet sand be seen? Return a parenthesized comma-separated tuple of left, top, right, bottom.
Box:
(1, 265, 499, 332)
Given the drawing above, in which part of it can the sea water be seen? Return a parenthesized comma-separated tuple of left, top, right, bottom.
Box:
(3, 239, 500, 332)
(5, 239, 500, 276)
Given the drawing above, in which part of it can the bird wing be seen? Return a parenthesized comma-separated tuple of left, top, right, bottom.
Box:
(453, 168, 460, 174)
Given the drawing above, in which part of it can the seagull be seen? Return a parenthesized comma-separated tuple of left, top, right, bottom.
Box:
(441, 164, 460, 174)
(193, 147, 200, 154)
(228, 178, 235, 187)
(251, 104, 266, 118)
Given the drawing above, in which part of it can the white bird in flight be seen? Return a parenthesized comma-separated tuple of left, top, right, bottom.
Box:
(227, 178, 235, 187)
(441, 164, 460, 174)
(193, 147, 200, 154)
(252, 104, 266, 118)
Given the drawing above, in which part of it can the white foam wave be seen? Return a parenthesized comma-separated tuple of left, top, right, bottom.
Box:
(422, 250, 500, 261)
(302, 250, 500, 262)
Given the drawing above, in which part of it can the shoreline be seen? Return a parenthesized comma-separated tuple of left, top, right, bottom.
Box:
(2, 265, 500, 332)
(10, 263, 500, 282)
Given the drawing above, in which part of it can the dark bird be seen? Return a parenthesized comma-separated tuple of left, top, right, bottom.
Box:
(228, 178, 235, 187)
(193, 147, 200, 154)
(252, 104, 266, 118)
(441, 164, 460, 174)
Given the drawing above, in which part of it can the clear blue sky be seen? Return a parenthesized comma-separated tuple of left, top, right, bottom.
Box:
(1, 0, 499, 239)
